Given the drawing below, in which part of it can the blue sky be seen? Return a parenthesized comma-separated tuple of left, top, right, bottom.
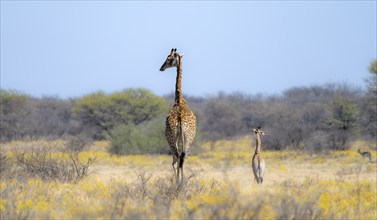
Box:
(1, 1, 376, 98)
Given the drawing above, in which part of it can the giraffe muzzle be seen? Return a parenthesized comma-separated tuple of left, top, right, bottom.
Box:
(160, 64, 167, 71)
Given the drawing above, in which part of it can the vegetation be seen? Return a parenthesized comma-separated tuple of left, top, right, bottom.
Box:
(0, 139, 375, 219)
(72, 88, 168, 139)
(366, 60, 377, 96)
(361, 60, 377, 138)
(106, 116, 167, 155)
(1, 82, 374, 153)
(1, 139, 96, 183)
(0, 90, 79, 142)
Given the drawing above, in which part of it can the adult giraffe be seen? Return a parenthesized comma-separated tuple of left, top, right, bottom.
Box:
(160, 48, 196, 182)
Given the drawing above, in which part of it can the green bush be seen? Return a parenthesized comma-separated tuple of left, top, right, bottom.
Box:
(106, 117, 168, 155)
(72, 88, 168, 139)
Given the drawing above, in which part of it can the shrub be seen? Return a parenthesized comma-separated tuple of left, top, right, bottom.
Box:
(321, 96, 359, 150)
(72, 88, 168, 139)
(0, 90, 33, 141)
(14, 143, 96, 183)
(106, 117, 168, 155)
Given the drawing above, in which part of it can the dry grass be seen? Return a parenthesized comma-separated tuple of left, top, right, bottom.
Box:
(1, 138, 376, 219)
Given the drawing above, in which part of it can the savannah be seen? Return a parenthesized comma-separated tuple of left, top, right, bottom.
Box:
(1, 60, 377, 219)
(0, 138, 376, 219)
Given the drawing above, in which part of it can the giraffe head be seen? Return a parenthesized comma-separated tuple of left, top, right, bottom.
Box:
(160, 48, 183, 71)
(253, 127, 267, 136)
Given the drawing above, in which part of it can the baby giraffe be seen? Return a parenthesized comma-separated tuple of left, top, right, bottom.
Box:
(252, 127, 266, 184)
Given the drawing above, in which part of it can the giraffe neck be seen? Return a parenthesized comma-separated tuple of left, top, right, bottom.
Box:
(255, 134, 261, 154)
(175, 56, 185, 156)
(175, 56, 183, 105)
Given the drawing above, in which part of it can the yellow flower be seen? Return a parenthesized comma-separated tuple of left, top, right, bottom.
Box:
(0, 199, 7, 211)
(18, 199, 33, 210)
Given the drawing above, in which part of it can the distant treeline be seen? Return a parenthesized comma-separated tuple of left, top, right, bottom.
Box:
(1, 61, 376, 153)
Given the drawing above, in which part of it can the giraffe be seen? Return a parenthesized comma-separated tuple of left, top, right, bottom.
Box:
(159, 48, 197, 182)
(251, 127, 266, 184)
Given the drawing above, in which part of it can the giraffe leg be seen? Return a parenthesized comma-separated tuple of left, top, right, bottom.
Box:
(252, 158, 260, 184)
(173, 138, 180, 183)
(176, 164, 180, 183)
(256, 166, 261, 184)
(180, 164, 184, 182)
(172, 157, 178, 180)
(257, 160, 263, 184)
(179, 152, 186, 181)
(259, 160, 265, 184)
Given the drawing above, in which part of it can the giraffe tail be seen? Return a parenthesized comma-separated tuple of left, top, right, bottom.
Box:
(179, 152, 186, 168)
(178, 121, 186, 169)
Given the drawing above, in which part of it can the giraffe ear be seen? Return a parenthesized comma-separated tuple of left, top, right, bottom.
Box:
(180, 54, 184, 58)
